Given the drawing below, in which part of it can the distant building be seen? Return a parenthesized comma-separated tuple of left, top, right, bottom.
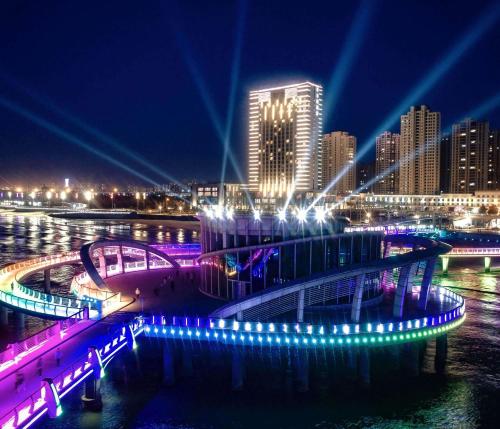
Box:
(450, 119, 489, 193)
(191, 183, 251, 210)
(488, 129, 500, 190)
(248, 81, 323, 198)
(399, 105, 441, 194)
(374, 131, 400, 194)
(440, 134, 451, 193)
(357, 162, 374, 192)
(321, 131, 356, 195)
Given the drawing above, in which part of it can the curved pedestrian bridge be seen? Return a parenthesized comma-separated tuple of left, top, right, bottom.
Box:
(0, 241, 197, 319)
(0, 234, 465, 429)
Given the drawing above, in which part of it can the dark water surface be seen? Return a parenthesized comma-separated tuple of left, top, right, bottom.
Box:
(1, 213, 499, 428)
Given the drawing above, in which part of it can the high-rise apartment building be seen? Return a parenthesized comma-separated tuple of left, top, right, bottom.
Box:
(357, 162, 374, 192)
(248, 81, 323, 198)
(321, 131, 356, 195)
(450, 119, 489, 193)
(488, 129, 500, 190)
(399, 105, 441, 194)
(374, 131, 400, 194)
(439, 134, 451, 193)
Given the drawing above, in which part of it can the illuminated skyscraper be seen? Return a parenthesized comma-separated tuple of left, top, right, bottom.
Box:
(374, 131, 400, 194)
(399, 105, 441, 194)
(450, 119, 489, 193)
(321, 131, 356, 195)
(248, 82, 323, 197)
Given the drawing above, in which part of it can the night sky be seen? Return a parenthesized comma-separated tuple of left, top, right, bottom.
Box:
(0, 0, 499, 188)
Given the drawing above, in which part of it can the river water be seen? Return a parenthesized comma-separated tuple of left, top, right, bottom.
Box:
(0, 213, 498, 428)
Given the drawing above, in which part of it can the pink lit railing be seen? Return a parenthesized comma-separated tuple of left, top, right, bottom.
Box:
(0, 309, 88, 376)
(0, 318, 144, 429)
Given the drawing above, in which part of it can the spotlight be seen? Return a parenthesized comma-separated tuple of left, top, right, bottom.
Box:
(225, 207, 234, 220)
(253, 209, 261, 222)
(277, 208, 287, 223)
(296, 208, 307, 223)
(204, 207, 214, 219)
(314, 206, 327, 224)
(214, 205, 224, 219)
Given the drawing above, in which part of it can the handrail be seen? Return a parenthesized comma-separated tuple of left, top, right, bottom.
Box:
(0, 317, 144, 429)
(145, 286, 464, 336)
(210, 235, 451, 319)
(198, 231, 384, 262)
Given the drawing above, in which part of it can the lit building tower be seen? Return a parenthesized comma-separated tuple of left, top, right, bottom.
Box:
(321, 131, 356, 195)
(450, 119, 489, 193)
(399, 105, 441, 194)
(488, 129, 500, 190)
(248, 81, 323, 198)
(374, 131, 400, 194)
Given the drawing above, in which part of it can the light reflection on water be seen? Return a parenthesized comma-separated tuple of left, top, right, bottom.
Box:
(0, 213, 199, 343)
(0, 214, 498, 428)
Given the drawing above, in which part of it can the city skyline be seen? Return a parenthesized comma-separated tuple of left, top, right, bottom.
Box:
(0, 0, 499, 187)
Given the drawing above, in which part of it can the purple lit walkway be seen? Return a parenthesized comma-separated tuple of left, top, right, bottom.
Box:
(0, 267, 218, 427)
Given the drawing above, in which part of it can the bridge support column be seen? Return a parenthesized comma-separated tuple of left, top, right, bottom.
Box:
(231, 348, 245, 391)
(393, 264, 412, 318)
(145, 251, 150, 270)
(42, 378, 62, 418)
(235, 281, 246, 321)
(350, 273, 366, 323)
(295, 350, 309, 392)
(182, 346, 193, 377)
(98, 250, 107, 279)
(162, 342, 176, 386)
(117, 247, 124, 273)
(435, 334, 448, 374)
(383, 241, 391, 258)
(403, 343, 420, 376)
(418, 258, 436, 310)
(0, 306, 8, 326)
(442, 256, 449, 275)
(484, 257, 491, 273)
(15, 311, 25, 330)
(297, 289, 305, 323)
(406, 262, 419, 296)
(82, 346, 104, 411)
(44, 269, 52, 294)
(359, 348, 370, 387)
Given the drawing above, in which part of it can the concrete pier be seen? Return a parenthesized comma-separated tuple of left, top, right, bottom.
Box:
(404, 343, 420, 377)
(442, 256, 449, 275)
(0, 306, 8, 326)
(15, 311, 25, 330)
(82, 376, 102, 411)
(484, 256, 491, 273)
(295, 350, 309, 392)
(359, 348, 370, 386)
(181, 346, 193, 377)
(231, 348, 245, 391)
(44, 269, 51, 294)
(435, 334, 448, 374)
(162, 342, 175, 386)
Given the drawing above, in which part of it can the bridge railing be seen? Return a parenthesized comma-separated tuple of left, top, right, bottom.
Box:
(0, 289, 83, 318)
(447, 247, 500, 255)
(0, 308, 88, 373)
(0, 317, 144, 429)
(13, 280, 89, 311)
(143, 287, 465, 343)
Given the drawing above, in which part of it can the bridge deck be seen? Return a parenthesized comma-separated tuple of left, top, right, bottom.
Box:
(0, 267, 218, 425)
